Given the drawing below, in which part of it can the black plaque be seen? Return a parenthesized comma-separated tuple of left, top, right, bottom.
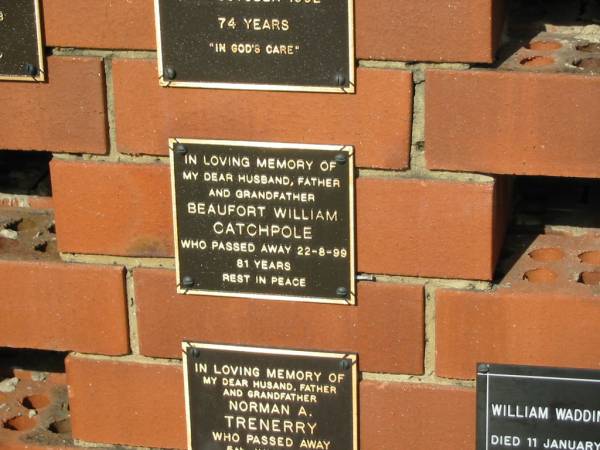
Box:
(0, 0, 44, 81)
(170, 139, 355, 304)
(477, 363, 600, 450)
(155, 0, 354, 93)
(183, 342, 358, 450)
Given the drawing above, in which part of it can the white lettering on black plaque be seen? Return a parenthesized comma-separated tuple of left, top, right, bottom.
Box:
(182, 342, 358, 450)
(477, 363, 600, 450)
(154, 0, 354, 93)
(170, 139, 355, 305)
(0, 0, 44, 81)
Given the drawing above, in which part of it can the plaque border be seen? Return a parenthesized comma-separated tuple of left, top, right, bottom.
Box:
(169, 138, 356, 305)
(154, 0, 355, 93)
(0, 0, 45, 82)
(476, 363, 600, 450)
(182, 341, 359, 450)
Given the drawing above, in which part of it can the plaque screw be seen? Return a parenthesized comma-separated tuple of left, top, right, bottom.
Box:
(335, 72, 346, 86)
(181, 276, 195, 289)
(335, 153, 348, 165)
(478, 363, 490, 374)
(163, 66, 177, 81)
(24, 64, 38, 77)
(174, 143, 188, 155)
(340, 359, 352, 370)
(191, 347, 200, 358)
(336, 286, 348, 298)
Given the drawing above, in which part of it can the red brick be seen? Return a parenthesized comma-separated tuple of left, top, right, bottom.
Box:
(113, 59, 413, 169)
(426, 70, 600, 178)
(66, 356, 186, 449)
(135, 268, 425, 374)
(436, 288, 600, 380)
(0, 260, 128, 355)
(498, 233, 600, 296)
(360, 381, 475, 450)
(50, 160, 173, 257)
(40, 0, 503, 61)
(356, 0, 505, 63)
(67, 356, 473, 450)
(357, 177, 508, 280)
(51, 160, 509, 281)
(42, 0, 155, 50)
(0, 56, 108, 154)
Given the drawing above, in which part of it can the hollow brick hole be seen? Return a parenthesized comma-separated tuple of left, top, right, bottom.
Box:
(21, 394, 51, 410)
(2, 415, 37, 432)
(48, 418, 71, 434)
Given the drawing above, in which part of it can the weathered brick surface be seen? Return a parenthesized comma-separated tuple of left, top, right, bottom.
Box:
(113, 59, 413, 169)
(0, 57, 108, 154)
(134, 268, 425, 374)
(67, 356, 475, 450)
(0, 260, 128, 355)
(426, 69, 600, 178)
(436, 288, 600, 379)
(42, 0, 155, 50)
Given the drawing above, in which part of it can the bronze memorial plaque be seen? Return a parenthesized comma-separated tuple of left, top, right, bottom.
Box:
(183, 342, 358, 450)
(477, 363, 600, 450)
(170, 139, 356, 305)
(154, 0, 355, 93)
(0, 0, 44, 82)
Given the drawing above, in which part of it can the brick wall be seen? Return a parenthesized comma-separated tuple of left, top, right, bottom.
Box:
(1, 1, 599, 450)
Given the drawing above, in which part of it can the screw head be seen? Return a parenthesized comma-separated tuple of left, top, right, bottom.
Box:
(335, 153, 348, 165)
(340, 359, 351, 370)
(191, 347, 200, 358)
(163, 66, 176, 81)
(181, 276, 195, 289)
(336, 286, 348, 298)
(174, 143, 187, 155)
(478, 363, 490, 374)
(24, 64, 38, 77)
(335, 72, 346, 86)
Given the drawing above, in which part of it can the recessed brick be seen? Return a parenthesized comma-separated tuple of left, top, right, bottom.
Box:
(356, 0, 505, 63)
(50, 160, 173, 257)
(0, 260, 128, 355)
(426, 69, 600, 178)
(436, 288, 600, 380)
(42, 0, 156, 50)
(134, 268, 425, 374)
(112, 59, 413, 169)
(357, 177, 510, 280)
(67, 355, 474, 450)
(0, 56, 108, 154)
